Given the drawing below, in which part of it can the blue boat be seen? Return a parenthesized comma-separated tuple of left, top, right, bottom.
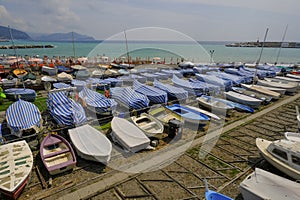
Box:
(207, 71, 248, 85)
(4, 88, 36, 102)
(47, 91, 87, 126)
(204, 179, 233, 200)
(188, 78, 221, 95)
(165, 104, 210, 126)
(78, 87, 118, 115)
(133, 80, 168, 104)
(110, 87, 149, 111)
(161, 69, 183, 78)
(141, 73, 160, 82)
(6, 99, 42, 137)
(224, 68, 254, 83)
(153, 79, 188, 101)
(53, 82, 71, 89)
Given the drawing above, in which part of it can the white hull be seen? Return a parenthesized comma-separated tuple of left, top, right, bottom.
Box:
(256, 138, 300, 180)
(68, 124, 112, 164)
(111, 117, 150, 153)
(224, 91, 262, 108)
(131, 113, 164, 136)
(196, 96, 233, 114)
(0, 141, 33, 196)
(240, 84, 281, 99)
(240, 168, 300, 200)
(257, 79, 298, 93)
(284, 132, 300, 142)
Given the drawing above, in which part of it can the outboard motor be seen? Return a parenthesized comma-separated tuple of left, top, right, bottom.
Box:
(167, 119, 183, 141)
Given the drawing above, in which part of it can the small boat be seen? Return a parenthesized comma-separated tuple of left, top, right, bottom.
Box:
(153, 79, 188, 101)
(204, 178, 233, 200)
(42, 65, 58, 76)
(149, 106, 182, 124)
(256, 138, 300, 179)
(249, 84, 286, 95)
(133, 80, 168, 104)
(232, 87, 272, 104)
(111, 117, 150, 153)
(131, 113, 164, 136)
(195, 73, 233, 91)
(257, 79, 298, 93)
(172, 75, 208, 96)
(4, 88, 36, 102)
(47, 91, 87, 126)
(196, 95, 234, 114)
(296, 106, 300, 131)
(40, 133, 77, 175)
(240, 168, 300, 200)
(13, 68, 27, 78)
(110, 87, 150, 112)
(287, 73, 300, 80)
(0, 140, 33, 199)
(78, 87, 118, 116)
(284, 132, 300, 142)
(57, 72, 73, 82)
(224, 91, 262, 108)
(68, 124, 112, 163)
(240, 84, 281, 100)
(273, 75, 300, 83)
(184, 105, 221, 120)
(165, 104, 210, 126)
(6, 99, 42, 137)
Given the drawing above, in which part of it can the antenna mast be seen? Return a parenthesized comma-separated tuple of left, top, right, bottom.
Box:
(275, 24, 288, 65)
(124, 30, 130, 65)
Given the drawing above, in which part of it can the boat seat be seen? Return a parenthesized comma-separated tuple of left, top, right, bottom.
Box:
(139, 121, 156, 129)
(43, 149, 70, 159)
(47, 159, 75, 171)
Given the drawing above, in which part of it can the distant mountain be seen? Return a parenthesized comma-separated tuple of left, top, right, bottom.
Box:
(0, 25, 32, 40)
(32, 32, 95, 41)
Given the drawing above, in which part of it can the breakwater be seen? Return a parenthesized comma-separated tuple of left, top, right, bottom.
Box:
(226, 41, 300, 48)
(0, 44, 55, 49)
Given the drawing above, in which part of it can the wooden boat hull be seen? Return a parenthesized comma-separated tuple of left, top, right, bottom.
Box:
(40, 133, 77, 175)
(131, 113, 164, 136)
(256, 138, 300, 180)
(0, 141, 33, 199)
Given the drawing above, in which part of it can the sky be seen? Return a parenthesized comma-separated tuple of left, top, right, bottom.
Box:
(0, 0, 300, 42)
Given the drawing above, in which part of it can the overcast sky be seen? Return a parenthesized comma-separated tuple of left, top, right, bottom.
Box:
(1, 0, 299, 41)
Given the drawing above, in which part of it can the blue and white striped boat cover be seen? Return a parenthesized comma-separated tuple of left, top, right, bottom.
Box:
(141, 73, 159, 82)
(104, 78, 123, 87)
(79, 87, 118, 113)
(172, 75, 206, 96)
(53, 82, 71, 89)
(47, 91, 87, 126)
(4, 88, 36, 102)
(71, 79, 87, 91)
(6, 99, 41, 136)
(161, 69, 183, 78)
(133, 80, 167, 104)
(110, 87, 149, 110)
(189, 78, 221, 95)
(195, 73, 233, 91)
(153, 79, 188, 100)
(154, 72, 170, 80)
(130, 74, 147, 83)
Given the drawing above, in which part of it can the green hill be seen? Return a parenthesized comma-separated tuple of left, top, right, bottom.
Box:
(0, 25, 32, 40)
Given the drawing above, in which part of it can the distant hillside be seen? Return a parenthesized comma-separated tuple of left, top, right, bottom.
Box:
(0, 25, 32, 40)
(32, 32, 95, 41)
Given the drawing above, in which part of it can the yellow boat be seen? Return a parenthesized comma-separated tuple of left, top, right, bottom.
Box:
(13, 68, 28, 78)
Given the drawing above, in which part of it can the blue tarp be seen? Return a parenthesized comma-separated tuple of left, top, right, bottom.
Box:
(153, 79, 188, 100)
(47, 91, 87, 126)
(133, 80, 167, 104)
(6, 99, 41, 136)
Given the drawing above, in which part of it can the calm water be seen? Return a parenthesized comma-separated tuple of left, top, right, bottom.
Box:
(1, 40, 300, 64)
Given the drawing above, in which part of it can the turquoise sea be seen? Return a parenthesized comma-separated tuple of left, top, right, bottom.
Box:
(1, 40, 300, 64)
